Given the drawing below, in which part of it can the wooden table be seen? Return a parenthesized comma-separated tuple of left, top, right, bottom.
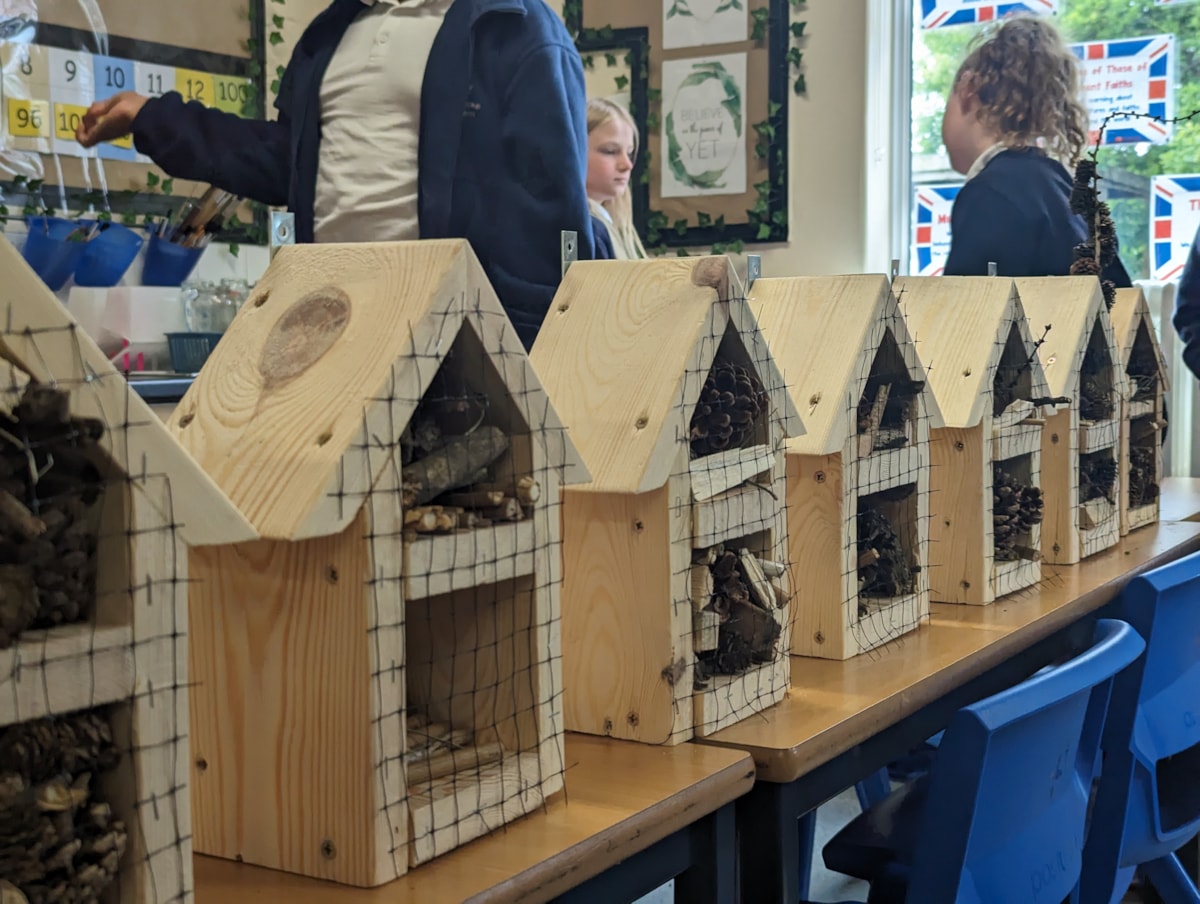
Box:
(698, 520, 1200, 902)
(1161, 477, 1200, 523)
(195, 733, 754, 904)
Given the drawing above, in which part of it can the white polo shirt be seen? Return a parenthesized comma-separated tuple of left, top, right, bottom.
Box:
(313, 0, 452, 244)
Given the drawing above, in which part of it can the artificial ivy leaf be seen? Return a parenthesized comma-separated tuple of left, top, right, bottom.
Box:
(145, 172, 160, 188)
(674, 218, 689, 235)
(729, 240, 744, 254)
(791, 21, 806, 38)
(269, 31, 284, 45)
(757, 223, 772, 240)
(605, 53, 618, 67)
(615, 75, 629, 90)
(677, 248, 691, 257)
(272, 14, 283, 27)
(697, 212, 712, 227)
(793, 75, 807, 95)
(161, 178, 175, 194)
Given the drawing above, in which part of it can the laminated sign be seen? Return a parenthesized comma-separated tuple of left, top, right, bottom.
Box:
(913, 184, 960, 277)
(1069, 35, 1175, 146)
(1151, 175, 1200, 281)
(920, 0, 1058, 30)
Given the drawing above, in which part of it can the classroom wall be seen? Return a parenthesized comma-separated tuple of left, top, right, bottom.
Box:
(250, 0, 871, 280)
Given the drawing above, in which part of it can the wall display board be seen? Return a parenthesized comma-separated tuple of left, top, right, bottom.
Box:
(0, 2, 264, 242)
(567, 0, 791, 250)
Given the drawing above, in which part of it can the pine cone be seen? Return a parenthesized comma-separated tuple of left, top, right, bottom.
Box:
(1070, 258, 1101, 277)
(1101, 280, 1117, 311)
(857, 506, 913, 598)
(1070, 159, 1099, 216)
(689, 362, 768, 458)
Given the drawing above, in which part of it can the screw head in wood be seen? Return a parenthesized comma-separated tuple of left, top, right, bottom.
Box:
(633, 519, 644, 533)
(961, 581, 971, 590)
(963, 367, 972, 377)
(955, 441, 965, 451)
(814, 471, 826, 484)
(321, 840, 336, 860)
(627, 712, 639, 727)
(603, 718, 614, 734)
(326, 567, 339, 584)
(1051, 433, 1060, 445)
(195, 758, 208, 773)
(814, 631, 825, 644)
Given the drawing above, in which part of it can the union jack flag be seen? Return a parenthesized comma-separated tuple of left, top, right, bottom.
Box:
(920, 0, 1057, 30)
(1151, 175, 1200, 282)
(913, 185, 961, 276)
(1069, 35, 1175, 146)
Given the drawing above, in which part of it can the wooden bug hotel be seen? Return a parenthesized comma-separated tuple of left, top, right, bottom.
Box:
(894, 276, 1053, 605)
(530, 256, 802, 745)
(1110, 287, 1168, 535)
(0, 238, 254, 903)
(1015, 277, 1124, 565)
(169, 240, 587, 886)
(751, 275, 942, 660)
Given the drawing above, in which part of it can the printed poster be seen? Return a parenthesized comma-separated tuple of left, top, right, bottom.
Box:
(920, 0, 1057, 30)
(1069, 35, 1175, 145)
(1151, 175, 1200, 281)
(661, 53, 747, 199)
(663, 0, 748, 51)
(912, 184, 961, 276)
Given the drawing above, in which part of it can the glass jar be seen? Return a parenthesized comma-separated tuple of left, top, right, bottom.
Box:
(183, 280, 218, 332)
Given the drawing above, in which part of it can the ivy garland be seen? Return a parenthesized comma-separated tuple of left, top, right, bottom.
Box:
(567, 0, 805, 256)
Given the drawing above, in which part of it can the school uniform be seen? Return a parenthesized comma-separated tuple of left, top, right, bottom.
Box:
(943, 145, 1132, 288)
(129, 0, 598, 348)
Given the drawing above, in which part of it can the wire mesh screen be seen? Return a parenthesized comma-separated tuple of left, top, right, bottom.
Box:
(843, 307, 932, 656)
(1127, 322, 1164, 514)
(0, 315, 190, 903)
(328, 290, 572, 872)
(672, 289, 793, 739)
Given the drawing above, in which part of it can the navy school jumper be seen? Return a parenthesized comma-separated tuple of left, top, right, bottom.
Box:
(943, 148, 1132, 288)
(129, 0, 602, 349)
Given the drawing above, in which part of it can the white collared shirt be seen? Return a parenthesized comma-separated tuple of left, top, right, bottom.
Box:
(965, 142, 1008, 182)
(313, 0, 453, 244)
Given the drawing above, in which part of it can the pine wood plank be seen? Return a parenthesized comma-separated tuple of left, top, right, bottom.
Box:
(893, 276, 1051, 430)
(188, 510, 380, 886)
(928, 427, 988, 605)
(560, 487, 679, 744)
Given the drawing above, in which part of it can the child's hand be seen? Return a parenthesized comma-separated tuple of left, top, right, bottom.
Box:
(76, 92, 148, 148)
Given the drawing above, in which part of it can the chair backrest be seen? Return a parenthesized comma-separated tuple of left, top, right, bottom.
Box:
(904, 618, 1145, 904)
(1078, 551, 1200, 902)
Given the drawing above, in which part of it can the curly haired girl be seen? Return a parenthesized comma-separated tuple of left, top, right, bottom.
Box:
(940, 15, 1131, 286)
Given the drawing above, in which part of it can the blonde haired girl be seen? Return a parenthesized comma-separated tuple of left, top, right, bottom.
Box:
(586, 97, 647, 260)
(940, 15, 1130, 286)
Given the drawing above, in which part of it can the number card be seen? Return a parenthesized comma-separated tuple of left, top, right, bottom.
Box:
(213, 74, 251, 114)
(7, 98, 48, 139)
(2, 42, 49, 92)
(48, 48, 93, 156)
(177, 68, 214, 106)
(134, 61, 176, 99)
(93, 55, 136, 160)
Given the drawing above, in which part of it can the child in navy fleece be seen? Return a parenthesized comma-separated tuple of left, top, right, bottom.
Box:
(940, 16, 1131, 287)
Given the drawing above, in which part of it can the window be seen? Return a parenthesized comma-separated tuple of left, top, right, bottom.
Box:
(908, 0, 1200, 282)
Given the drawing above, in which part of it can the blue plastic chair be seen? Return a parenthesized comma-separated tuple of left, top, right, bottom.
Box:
(1076, 552, 1200, 904)
(821, 618, 1145, 904)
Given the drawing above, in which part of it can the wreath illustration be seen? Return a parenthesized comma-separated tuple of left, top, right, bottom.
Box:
(666, 61, 744, 191)
(667, 0, 744, 21)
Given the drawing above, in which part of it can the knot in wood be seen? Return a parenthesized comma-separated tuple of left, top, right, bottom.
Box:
(259, 286, 351, 389)
(635, 415, 649, 430)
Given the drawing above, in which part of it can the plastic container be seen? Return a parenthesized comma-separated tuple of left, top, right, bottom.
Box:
(73, 222, 144, 287)
(142, 227, 205, 287)
(22, 216, 90, 291)
(166, 331, 222, 373)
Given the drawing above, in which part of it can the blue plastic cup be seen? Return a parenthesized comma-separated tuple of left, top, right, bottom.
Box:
(141, 227, 205, 287)
(73, 222, 145, 287)
(22, 216, 90, 291)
